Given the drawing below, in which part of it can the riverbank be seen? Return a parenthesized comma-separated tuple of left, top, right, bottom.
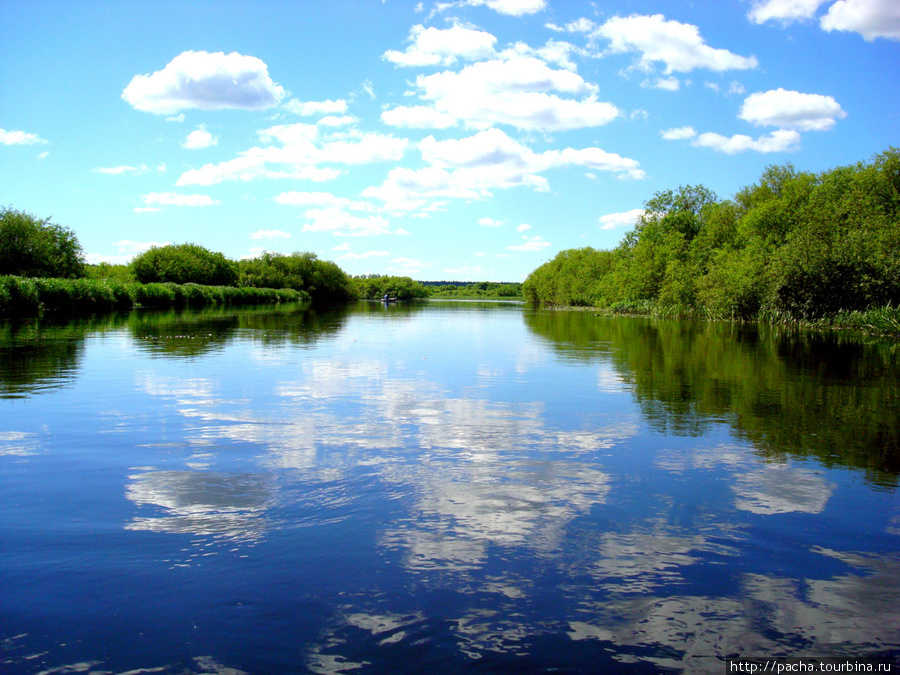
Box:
(0, 275, 307, 315)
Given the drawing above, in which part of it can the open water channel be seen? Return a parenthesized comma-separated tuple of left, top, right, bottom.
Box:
(1, 300, 898, 674)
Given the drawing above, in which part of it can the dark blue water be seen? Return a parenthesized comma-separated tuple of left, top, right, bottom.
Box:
(1, 302, 898, 674)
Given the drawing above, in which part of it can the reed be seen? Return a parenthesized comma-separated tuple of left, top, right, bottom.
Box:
(0, 276, 308, 315)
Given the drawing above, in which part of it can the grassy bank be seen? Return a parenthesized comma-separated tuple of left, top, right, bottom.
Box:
(0, 275, 307, 315)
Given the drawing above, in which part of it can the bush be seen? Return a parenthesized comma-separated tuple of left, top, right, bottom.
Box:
(0, 206, 85, 279)
(130, 243, 239, 287)
(351, 275, 428, 300)
(239, 251, 355, 304)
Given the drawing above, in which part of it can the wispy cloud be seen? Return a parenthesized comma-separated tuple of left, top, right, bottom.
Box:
(0, 128, 48, 145)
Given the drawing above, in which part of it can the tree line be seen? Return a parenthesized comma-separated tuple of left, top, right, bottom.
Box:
(523, 148, 900, 330)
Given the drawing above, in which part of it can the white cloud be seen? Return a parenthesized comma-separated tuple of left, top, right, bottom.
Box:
(122, 50, 285, 114)
(645, 76, 681, 91)
(0, 128, 48, 145)
(506, 235, 551, 251)
(516, 223, 531, 232)
(465, 0, 546, 16)
(595, 14, 759, 74)
(176, 125, 405, 187)
(165, 113, 185, 123)
(364, 128, 643, 213)
(693, 129, 802, 154)
(748, 0, 828, 23)
(141, 192, 220, 207)
(251, 229, 291, 240)
(93, 164, 149, 175)
(820, 0, 900, 40)
(283, 99, 349, 116)
(599, 208, 643, 230)
(384, 24, 497, 67)
(739, 88, 846, 131)
(301, 208, 392, 236)
(317, 115, 357, 128)
(338, 250, 391, 260)
(660, 126, 697, 140)
(183, 124, 218, 149)
(177, 156, 341, 186)
(478, 217, 506, 227)
(381, 105, 458, 129)
(412, 56, 620, 131)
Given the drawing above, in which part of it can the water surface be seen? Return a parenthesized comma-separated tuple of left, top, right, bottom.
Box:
(1, 301, 898, 674)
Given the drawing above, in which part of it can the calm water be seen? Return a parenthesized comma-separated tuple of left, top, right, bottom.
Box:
(1, 301, 898, 674)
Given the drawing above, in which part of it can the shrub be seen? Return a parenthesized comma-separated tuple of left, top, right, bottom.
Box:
(0, 206, 85, 279)
(239, 251, 355, 304)
(130, 243, 239, 287)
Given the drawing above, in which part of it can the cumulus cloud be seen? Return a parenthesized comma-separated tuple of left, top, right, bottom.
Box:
(0, 128, 48, 145)
(412, 56, 620, 131)
(141, 192, 220, 207)
(516, 223, 531, 232)
(122, 50, 285, 114)
(595, 14, 759, 74)
(183, 124, 218, 149)
(364, 128, 643, 212)
(381, 105, 458, 129)
(384, 24, 497, 66)
(465, 0, 546, 16)
(660, 126, 697, 140)
(693, 129, 801, 154)
(177, 124, 406, 186)
(283, 99, 348, 116)
(251, 229, 291, 240)
(478, 218, 507, 227)
(739, 88, 846, 130)
(820, 0, 900, 40)
(87, 240, 170, 262)
(599, 208, 644, 230)
(748, 0, 828, 23)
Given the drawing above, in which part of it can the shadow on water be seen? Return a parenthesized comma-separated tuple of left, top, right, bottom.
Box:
(524, 309, 900, 486)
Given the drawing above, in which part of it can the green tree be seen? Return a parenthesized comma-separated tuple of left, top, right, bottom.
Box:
(130, 243, 239, 286)
(238, 251, 355, 304)
(0, 206, 85, 278)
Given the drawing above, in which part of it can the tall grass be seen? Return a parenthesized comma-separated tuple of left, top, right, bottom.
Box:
(0, 276, 308, 315)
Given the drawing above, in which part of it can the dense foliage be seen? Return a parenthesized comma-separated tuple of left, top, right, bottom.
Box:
(524, 149, 900, 323)
(0, 275, 304, 315)
(130, 243, 239, 287)
(0, 206, 85, 279)
(351, 275, 429, 300)
(425, 281, 523, 299)
(238, 252, 355, 304)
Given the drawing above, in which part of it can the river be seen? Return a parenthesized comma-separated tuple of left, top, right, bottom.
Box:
(1, 300, 898, 674)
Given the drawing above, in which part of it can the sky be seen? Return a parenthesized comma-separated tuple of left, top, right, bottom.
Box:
(1, 0, 898, 282)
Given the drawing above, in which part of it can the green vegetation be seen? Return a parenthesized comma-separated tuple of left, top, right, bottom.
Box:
(238, 251, 355, 304)
(0, 275, 305, 315)
(424, 281, 523, 299)
(524, 149, 900, 332)
(86, 262, 134, 283)
(130, 243, 239, 287)
(1, 206, 86, 279)
(352, 275, 429, 300)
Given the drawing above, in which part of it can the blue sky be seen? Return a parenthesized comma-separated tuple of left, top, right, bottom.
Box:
(1, 0, 898, 281)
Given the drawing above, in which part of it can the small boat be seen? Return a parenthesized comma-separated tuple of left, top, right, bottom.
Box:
(381, 294, 398, 303)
